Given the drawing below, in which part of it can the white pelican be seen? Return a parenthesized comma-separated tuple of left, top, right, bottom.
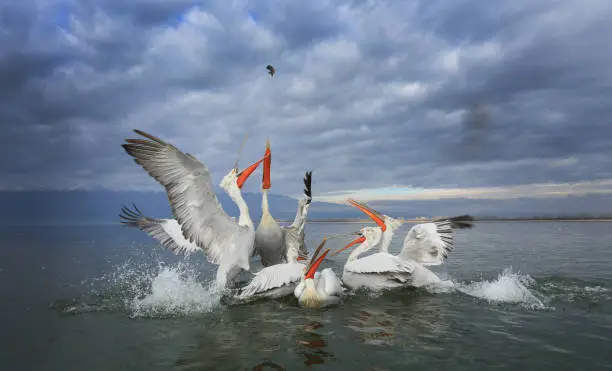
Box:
(294, 239, 344, 309)
(236, 225, 310, 301)
(254, 139, 312, 267)
(332, 227, 417, 291)
(347, 199, 473, 264)
(341, 199, 474, 288)
(121, 129, 268, 290)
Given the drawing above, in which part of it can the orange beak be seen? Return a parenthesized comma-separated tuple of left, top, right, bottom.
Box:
(331, 235, 365, 256)
(297, 256, 307, 261)
(305, 248, 330, 279)
(347, 199, 387, 231)
(237, 153, 270, 189)
(262, 139, 271, 190)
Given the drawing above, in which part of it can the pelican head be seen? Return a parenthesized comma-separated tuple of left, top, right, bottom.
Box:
(347, 198, 403, 232)
(331, 226, 382, 257)
(220, 153, 269, 193)
(296, 239, 331, 308)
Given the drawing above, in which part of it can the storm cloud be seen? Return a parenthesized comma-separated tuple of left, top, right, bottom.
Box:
(2, 0, 612, 202)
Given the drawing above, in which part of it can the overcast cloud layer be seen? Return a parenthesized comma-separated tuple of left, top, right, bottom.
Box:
(2, 0, 612, 201)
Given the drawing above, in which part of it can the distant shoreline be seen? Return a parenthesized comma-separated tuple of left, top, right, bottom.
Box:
(277, 218, 612, 223)
(3, 218, 612, 227)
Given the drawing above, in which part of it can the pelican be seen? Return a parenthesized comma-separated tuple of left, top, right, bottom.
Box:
(121, 129, 268, 290)
(236, 225, 310, 301)
(347, 199, 473, 266)
(332, 227, 417, 291)
(254, 139, 312, 267)
(294, 239, 344, 309)
(336, 199, 474, 289)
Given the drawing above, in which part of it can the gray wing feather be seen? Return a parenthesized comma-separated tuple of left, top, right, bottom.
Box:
(122, 130, 246, 265)
(237, 263, 304, 299)
(119, 204, 201, 255)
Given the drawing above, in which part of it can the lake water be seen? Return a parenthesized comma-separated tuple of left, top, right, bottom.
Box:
(2, 221, 612, 370)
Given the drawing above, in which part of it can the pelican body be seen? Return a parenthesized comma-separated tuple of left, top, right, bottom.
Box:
(334, 227, 416, 291)
(254, 140, 312, 267)
(294, 240, 344, 309)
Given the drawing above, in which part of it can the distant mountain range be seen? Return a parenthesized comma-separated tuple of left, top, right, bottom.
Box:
(0, 190, 611, 225)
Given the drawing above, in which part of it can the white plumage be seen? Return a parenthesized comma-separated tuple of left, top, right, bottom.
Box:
(237, 262, 305, 300)
(121, 129, 264, 289)
(119, 204, 201, 255)
(398, 219, 456, 266)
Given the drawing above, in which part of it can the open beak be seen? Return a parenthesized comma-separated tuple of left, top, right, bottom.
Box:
(347, 198, 387, 231)
(262, 138, 271, 190)
(237, 153, 270, 189)
(297, 256, 307, 261)
(331, 235, 365, 256)
(305, 248, 330, 280)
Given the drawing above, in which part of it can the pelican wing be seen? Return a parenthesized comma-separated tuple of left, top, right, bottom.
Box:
(122, 130, 246, 265)
(345, 253, 415, 275)
(398, 219, 456, 265)
(319, 268, 344, 296)
(119, 204, 201, 255)
(237, 263, 304, 299)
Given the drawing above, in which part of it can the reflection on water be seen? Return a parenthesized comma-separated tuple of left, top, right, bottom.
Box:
(294, 321, 334, 367)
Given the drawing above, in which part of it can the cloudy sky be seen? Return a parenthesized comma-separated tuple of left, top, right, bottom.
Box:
(2, 0, 612, 205)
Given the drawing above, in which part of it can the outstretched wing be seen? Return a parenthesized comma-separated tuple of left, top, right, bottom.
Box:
(285, 171, 313, 258)
(119, 204, 201, 255)
(237, 263, 304, 299)
(122, 129, 247, 265)
(398, 217, 463, 265)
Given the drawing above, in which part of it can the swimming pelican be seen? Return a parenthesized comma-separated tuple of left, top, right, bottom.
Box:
(338, 199, 474, 288)
(254, 139, 312, 267)
(236, 224, 310, 301)
(347, 199, 473, 266)
(121, 129, 267, 290)
(332, 227, 417, 291)
(294, 239, 344, 309)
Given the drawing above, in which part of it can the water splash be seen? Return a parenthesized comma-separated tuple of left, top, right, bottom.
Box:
(454, 268, 547, 310)
(71, 254, 223, 318)
(129, 266, 222, 318)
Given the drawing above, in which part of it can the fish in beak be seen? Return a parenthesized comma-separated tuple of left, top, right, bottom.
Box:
(331, 233, 366, 256)
(237, 152, 270, 189)
(347, 198, 387, 231)
(262, 138, 271, 190)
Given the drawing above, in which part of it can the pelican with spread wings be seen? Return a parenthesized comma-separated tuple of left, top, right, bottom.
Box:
(121, 130, 268, 290)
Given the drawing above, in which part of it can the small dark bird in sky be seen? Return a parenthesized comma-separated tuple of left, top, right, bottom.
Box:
(266, 64, 276, 77)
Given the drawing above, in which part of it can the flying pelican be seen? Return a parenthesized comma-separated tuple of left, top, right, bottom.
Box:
(331, 227, 417, 291)
(347, 199, 473, 265)
(294, 238, 344, 308)
(121, 129, 268, 290)
(254, 139, 312, 267)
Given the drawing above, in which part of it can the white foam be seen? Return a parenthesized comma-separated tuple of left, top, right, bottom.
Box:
(82, 257, 223, 318)
(455, 267, 547, 310)
(128, 266, 222, 318)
